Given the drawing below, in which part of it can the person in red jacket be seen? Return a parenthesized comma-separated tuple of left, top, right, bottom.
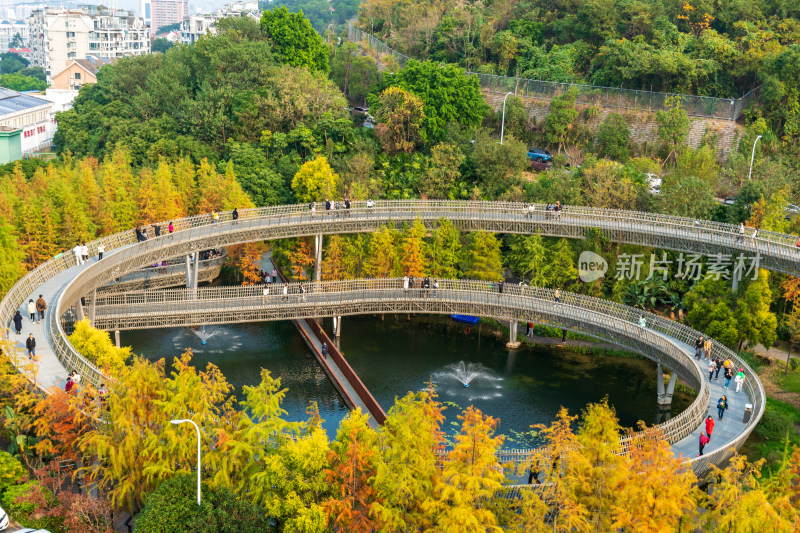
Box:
(699, 432, 710, 456)
(705, 416, 715, 440)
(64, 376, 73, 393)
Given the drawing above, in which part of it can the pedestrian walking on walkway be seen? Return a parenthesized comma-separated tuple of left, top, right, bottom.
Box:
(554, 288, 561, 302)
(527, 322, 534, 336)
(299, 284, 306, 302)
(12, 311, 22, 334)
(705, 416, 715, 440)
(737, 223, 745, 242)
(282, 283, 288, 302)
(717, 395, 729, 420)
(695, 336, 704, 359)
(321, 343, 328, 358)
(527, 461, 540, 484)
(27, 299, 35, 321)
(699, 432, 710, 456)
(272, 269, 277, 284)
(212, 210, 219, 223)
(708, 360, 716, 380)
(25, 333, 35, 358)
(724, 366, 733, 389)
(65, 376, 73, 393)
(73, 243, 83, 265)
(99, 383, 108, 403)
(714, 357, 723, 380)
(704, 339, 712, 360)
(262, 285, 269, 304)
(433, 279, 439, 295)
(734, 369, 745, 393)
(70, 370, 81, 384)
(498, 280, 504, 294)
(403, 276, 409, 290)
(97, 244, 105, 260)
(35, 295, 46, 323)
(168, 221, 174, 234)
(232, 208, 239, 223)
(81, 243, 88, 262)
(638, 316, 647, 328)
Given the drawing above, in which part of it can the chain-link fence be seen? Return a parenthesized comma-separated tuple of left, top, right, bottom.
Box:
(348, 23, 760, 121)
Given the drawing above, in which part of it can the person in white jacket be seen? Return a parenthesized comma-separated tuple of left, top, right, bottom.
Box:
(734, 370, 745, 393)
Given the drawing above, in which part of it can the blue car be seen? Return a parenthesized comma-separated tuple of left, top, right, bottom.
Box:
(527, 148, 552, 162)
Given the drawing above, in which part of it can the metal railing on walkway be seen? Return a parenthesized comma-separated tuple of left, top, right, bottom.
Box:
(347, 23, 760, 121)
(0, 201, 773, 477)
(87, 277, 759, 478)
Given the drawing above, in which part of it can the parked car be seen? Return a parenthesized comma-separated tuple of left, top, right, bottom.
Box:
(0, 506, 7, 530)
(526, 148, 552, 162)
(646, 173, 662, 195)
(350, 106, 369, 116)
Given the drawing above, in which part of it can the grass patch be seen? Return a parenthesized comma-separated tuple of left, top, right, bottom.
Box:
(741, 397, 800, 476)
(737, 349, 763, 371)
(778, 369, 800, 394)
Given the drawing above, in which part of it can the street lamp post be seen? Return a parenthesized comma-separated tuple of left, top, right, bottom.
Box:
(748, 134, 762, 181)
(171, 419, 201, 505)
(500, 92, 513, 145)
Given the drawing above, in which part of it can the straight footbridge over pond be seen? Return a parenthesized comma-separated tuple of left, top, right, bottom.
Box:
(1, 201, 782, 479)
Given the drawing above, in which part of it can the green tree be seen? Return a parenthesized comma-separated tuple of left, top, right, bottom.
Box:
(134, 474, 271, 533)
(658, 175, 717, 219)
(595, 113, 630, 161)
(507, 234, 549, 286)
(227, 141, 290, 206)
(462, 232, 503, 281)
(427, 219, 462, 279)
(544, 87, 579, 154)
(329, 42, 379, 104)
(291, 157, 340, 203)
(656, 97, 690, 164)
(151, 38, 174, 53)
(736, 271, 778, 350)
(581, 160, 644, 210)
(372, 86, 426, 154)
(0, 73, 46, 91)
(366, 226, 400, 278)
(372, 60, 489, 142)
(546, 239, 578, 290)
(685, 278, 740, 348)
(421, 143, 465, 199)
(260, 6, 329, 73)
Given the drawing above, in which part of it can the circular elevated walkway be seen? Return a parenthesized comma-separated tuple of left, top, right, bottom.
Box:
(2, 201, 773, 478)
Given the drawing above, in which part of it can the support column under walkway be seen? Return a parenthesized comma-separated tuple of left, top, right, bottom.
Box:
(314, 234, 323, 282)
(656, 362, 678, 407)
(506, 319, 521, 348)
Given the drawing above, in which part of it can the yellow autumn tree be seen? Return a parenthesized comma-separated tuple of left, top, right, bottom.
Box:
(68, 319, 131, 374)
(401, 219, 427, 278)
(292, 156, 340, 203)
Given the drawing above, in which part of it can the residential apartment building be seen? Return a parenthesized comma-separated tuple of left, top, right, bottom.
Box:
(151, 0, 189, 35)
(0, 20, 28, 52)
(180, 2, 259, 45)
(29, 7, 149, 79)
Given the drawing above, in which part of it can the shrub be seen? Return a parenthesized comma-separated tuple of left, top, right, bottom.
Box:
(0, 450, 26, 493)
(134, 474, 272, 533)
(68, 318, 131, 374)
(595, 112, 630, 161)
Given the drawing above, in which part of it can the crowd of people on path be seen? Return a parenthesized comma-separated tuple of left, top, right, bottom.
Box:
(523, 201, 563, 219)
(402, 275, 439, 297)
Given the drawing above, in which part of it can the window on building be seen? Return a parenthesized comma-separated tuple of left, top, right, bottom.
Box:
(74, 72, 81, 80)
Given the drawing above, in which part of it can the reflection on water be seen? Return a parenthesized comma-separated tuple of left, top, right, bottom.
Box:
(122, 314, 695, 445)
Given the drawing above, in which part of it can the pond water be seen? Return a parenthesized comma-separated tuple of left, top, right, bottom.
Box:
(121, 315, 695, 444)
